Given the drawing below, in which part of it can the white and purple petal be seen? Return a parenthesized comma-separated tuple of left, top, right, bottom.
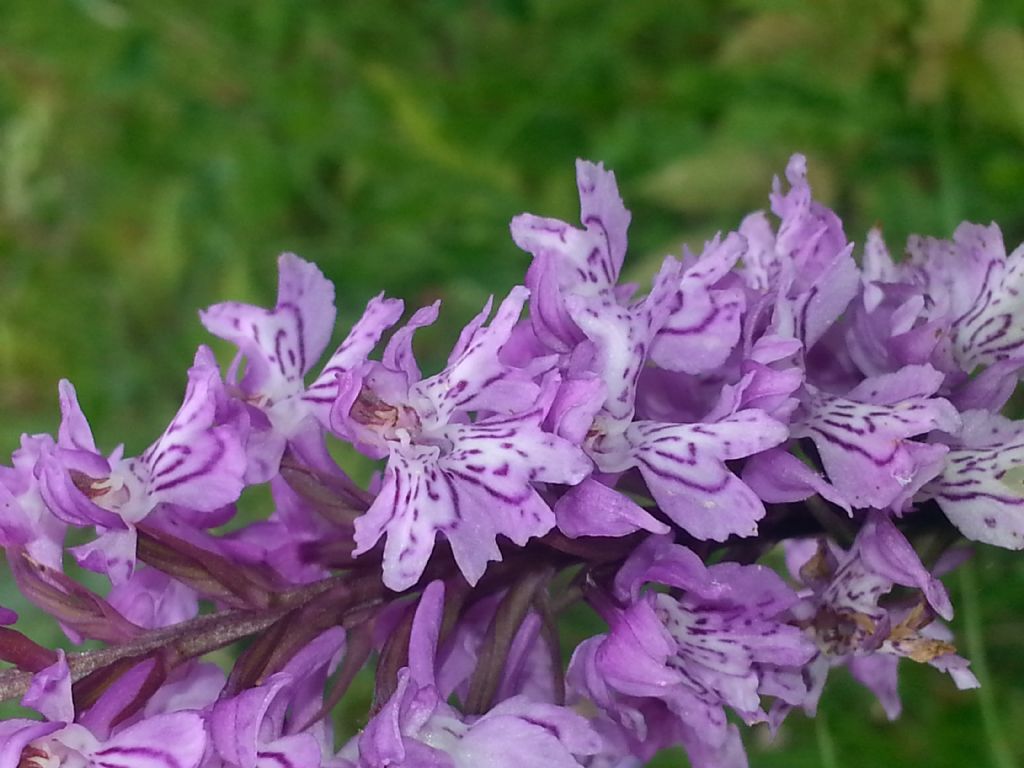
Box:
(510, 160, 629, 297)
(140, 355, 247, 515)
(924, 409, 1024, 549)
(355, 413, 590, 591)
(910, 223, 1024, 370)
(567, 257, 680, 424)
(90, 712, 207, 768)
(415, 287, 541, 424)
(306, 292, 406, 419)
(592, 410, 787, 541)
(650, 234, 746, 375)
(792, 370, 960, 510)
(200, 253, 336, 396)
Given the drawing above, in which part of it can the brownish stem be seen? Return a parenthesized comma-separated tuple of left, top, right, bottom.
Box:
(0, 572, 350, 705)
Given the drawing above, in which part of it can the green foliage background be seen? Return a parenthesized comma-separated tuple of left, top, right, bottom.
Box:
(2, 1, 1024, 765)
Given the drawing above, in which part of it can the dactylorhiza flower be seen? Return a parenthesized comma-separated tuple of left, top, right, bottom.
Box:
(30, 348, 247, 585)
(512, 161, 790, 543)
(335, 581, 601, 768)
(782, 513, 978, 722)
(326, 287, 592, 591)
(567, 536, 816, 766)
(199, 253, 402, 485)
(4, 651, 207, 768)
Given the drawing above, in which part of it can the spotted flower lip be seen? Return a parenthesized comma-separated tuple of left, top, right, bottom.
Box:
(589, 409, 788, 541)
(332, 288, 592, 591)
(791, 365, 961, 511)
(924, 408, 1024, 548)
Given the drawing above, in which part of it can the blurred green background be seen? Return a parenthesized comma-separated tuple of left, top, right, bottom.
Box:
(3, 0, 1024, 765)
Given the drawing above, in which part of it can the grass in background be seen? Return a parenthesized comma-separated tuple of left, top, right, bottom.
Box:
(3, 1, 1024, 764)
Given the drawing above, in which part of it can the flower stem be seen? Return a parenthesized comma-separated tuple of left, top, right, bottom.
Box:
(959, 558, 1019, 768)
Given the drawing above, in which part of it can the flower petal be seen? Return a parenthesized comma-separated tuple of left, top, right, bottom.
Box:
(651, 234, 746, 375)
(306, 292, 405, 416)
(94, 712, 207, 768)
(567, 256, 680, 423)
(911, 222, 1024, 370)
(141, 355, 247, 514)
(415, 288, 540, 423)
(22, 651, 73, 724)
(201, 253, 336, 396)
(596, 411, 787, 541)
(926, 409, 1024, 549)
(793, 371, 960, 510)
(553, 477, 669, 538)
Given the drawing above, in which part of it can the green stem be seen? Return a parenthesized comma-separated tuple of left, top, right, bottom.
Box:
(815, 710, 841, 768)
(959, 559, 1019, 768)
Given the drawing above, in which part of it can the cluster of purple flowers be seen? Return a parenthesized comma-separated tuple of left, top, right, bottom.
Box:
(1, 154, 1021, 767)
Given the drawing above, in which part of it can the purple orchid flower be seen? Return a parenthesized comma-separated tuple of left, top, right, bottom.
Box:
(782, 513, 978, 721)
(8, 652, 208, 768)
(568, 536, 815, 766)
(201, 253, 406, 483)
(35, 347, 246, 584)
(330, 288, 591, 591)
